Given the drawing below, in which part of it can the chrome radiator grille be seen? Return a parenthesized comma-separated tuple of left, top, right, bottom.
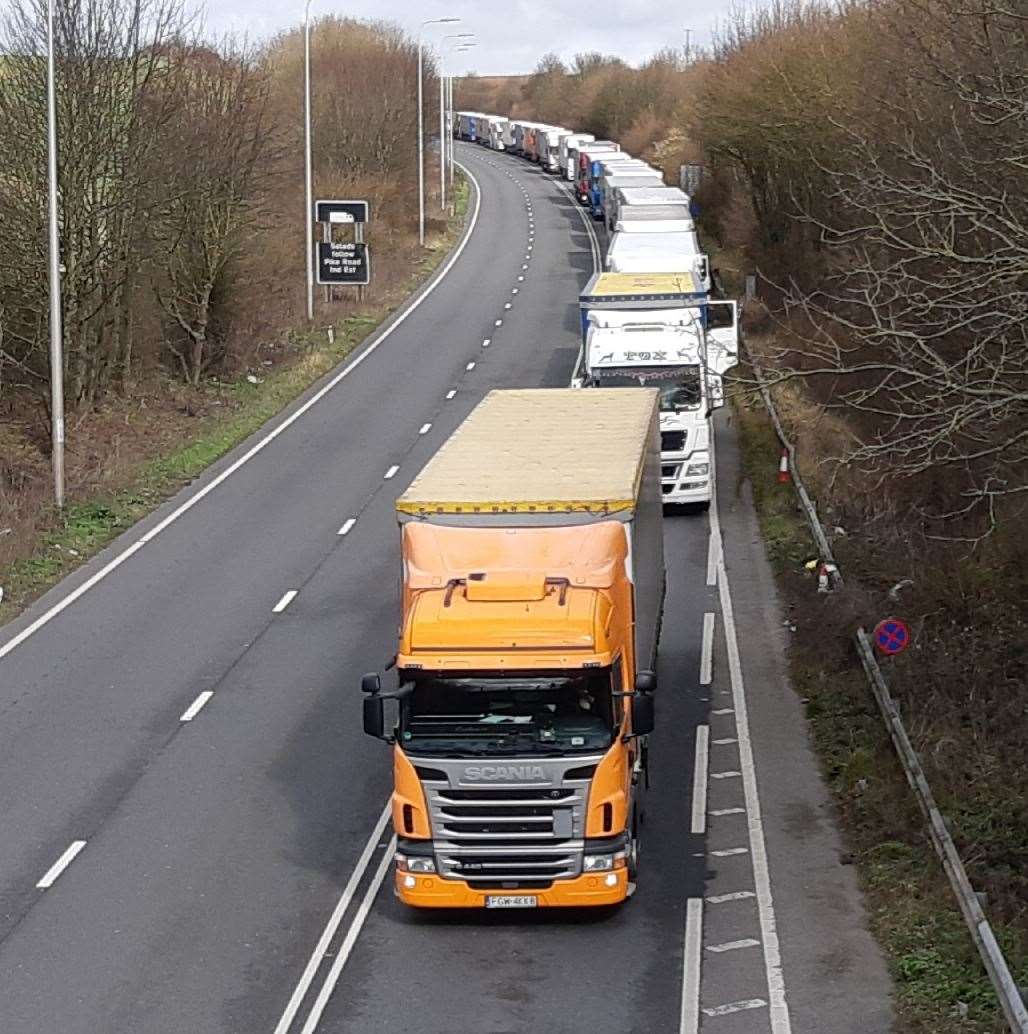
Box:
(417, 763, 598, 888)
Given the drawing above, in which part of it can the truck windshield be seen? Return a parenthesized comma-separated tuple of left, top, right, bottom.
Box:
(401, 671, 616, 757)
(592, 365, 703, 411)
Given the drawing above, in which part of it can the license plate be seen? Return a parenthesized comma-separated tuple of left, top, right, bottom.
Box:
(485, 895, 537, 909)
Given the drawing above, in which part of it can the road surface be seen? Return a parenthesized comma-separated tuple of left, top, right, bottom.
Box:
(0, 143, 892, 1033)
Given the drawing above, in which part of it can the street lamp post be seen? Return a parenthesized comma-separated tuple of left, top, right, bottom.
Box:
(303, 0, 314, 321)
(45, 0, 64, 508)
(440, 34, 475, 209)
(447, 44, 476, 198)
(418, 17, 459, 246)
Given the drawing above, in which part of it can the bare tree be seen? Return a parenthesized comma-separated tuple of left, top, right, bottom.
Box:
(150, 43, 280, 384)
(753, 0, 1028, 530)
(0, 0, 192, 407)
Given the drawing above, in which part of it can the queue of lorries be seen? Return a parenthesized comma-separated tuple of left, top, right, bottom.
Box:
(359, 110, 741, 911)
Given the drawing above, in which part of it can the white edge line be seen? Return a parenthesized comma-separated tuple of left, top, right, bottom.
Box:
(706, 530, 719, 587)
(272, 806, 391, 1034)
(298, 834, 397, 1034)
(714, 401, 793, 1034)
(679, 897, 703, 1034)
(36, 840, 87, 889)
(0, 161, 483, 664)
(273, 590, 298, 613)
(337, 518, 356, 536)
(700, 612, 715, 686)
(180, 690, 214, 722)
(691, 725, 709, 835)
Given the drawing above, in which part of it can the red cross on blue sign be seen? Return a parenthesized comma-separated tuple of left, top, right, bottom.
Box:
(874, 618, 910, 656)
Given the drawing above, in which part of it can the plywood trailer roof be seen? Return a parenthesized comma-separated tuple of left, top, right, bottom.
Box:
(396, 388, 658, 515)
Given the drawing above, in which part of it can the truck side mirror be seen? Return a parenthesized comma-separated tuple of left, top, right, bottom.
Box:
(635, 670, 657, 694)
(363, 694, 386, 739)
(632, 692, 655, 736)
(360, 672, 381, 695)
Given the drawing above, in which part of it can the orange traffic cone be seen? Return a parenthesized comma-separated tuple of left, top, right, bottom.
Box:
(777, 448, 790, 484)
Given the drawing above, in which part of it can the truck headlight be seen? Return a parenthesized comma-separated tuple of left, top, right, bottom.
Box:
(395, 855, 436, 874)
(686, 462, 710, 477)
(583, 851, 627, 872)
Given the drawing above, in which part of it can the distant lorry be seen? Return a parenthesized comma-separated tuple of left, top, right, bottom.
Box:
(362, 388, 664, 909)
(561, 133, 595, 180)
(486, 116, 509, 150)
(598, 172, 665, 224)
(577, 143, 621, 204)
(611, 186, 691, 228)
(539, 128, 569, 172)
(573, 274, 739, 506)
(605, 230, 711, 292)
(613, 203, 693, 233)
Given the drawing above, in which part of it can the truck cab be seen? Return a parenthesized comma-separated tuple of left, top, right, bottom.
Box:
(571, 274, 740, 507)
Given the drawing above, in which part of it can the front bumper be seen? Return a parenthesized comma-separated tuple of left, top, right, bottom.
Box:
(394, 867, 630, 908)
(662, 477, 711, 504)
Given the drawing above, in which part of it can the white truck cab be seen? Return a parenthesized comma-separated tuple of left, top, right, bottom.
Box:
(571, 273, 740, 507)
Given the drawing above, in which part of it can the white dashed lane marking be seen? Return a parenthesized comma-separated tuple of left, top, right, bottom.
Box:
(180, 691, 214, 722)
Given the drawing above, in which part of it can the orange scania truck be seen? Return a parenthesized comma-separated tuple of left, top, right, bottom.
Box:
(361, 388, 665, 909)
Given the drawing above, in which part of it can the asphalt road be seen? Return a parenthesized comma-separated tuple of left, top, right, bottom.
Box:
(0, 143, 893, 1033)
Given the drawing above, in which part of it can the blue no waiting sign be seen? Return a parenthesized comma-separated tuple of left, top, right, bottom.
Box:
(874, 618, 910, 656)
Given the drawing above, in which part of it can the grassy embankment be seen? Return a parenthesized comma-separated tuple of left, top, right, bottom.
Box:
(0, 177, 470, 629)
(731, 378, 1027, 1034)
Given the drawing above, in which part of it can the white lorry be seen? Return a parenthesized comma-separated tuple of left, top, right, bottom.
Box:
(561, 133, 595, 180)
(605, 230, 711, 293)
(614, 204, 694, 232)
(540, 127, 570, 172)
(572, 273, 739, 507)
(600, 173, 665, 228)
(610, 185, 691, 228)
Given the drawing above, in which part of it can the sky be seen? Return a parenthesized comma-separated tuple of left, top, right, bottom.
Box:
(204, 0, 722, 76)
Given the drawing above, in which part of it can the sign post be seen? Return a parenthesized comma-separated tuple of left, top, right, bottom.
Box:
(314, 200, 371, 303)
(873, 617, 911, 656)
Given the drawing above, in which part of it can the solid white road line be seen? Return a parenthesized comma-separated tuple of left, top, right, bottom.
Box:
(383, 465, 399, 480)
(272, 806, 391, 1034)
(445, 389, 457, 400)
(273, 590, 298, 613)
(711, 770, 742, 780)
(0, 161, 483, 664)
(718, 549, 793, 1034)
(707, 890, 756, 904)
(36, 840, 87, 889)
(707, 938, 760, 953)
(710, 807, 747, 817)
(700, 612, 715, 685)
(418, 423, 432, 435)
(703, 999, 768, 1018)
(337, 518, 356, 536)
(298, 834, 396, 1034)
(706, 530, 719, 587)
(712, 707, 734, 716)
(691, 725, 709, 835)
(713, 737, 738, 745)
(712, 847, 749, 857)
(180, 690, 213, 722)
(679, 897, 703, 1034)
